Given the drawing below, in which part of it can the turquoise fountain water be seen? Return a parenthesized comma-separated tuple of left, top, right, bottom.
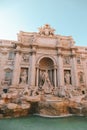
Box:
(0, 116, 87, 130)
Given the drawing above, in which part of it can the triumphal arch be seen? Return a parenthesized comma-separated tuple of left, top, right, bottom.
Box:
(0, 24, 87, 93)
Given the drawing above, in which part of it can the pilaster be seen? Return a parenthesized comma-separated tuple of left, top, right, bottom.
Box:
(54, 65, 57, 88)
(29, 46, 36, 88)
(82, 57, 87, 88)
(71, 51, 78, 88)
(12, 46, 22, 85)
(57, 48, 64, 87)
(36, 65, 39, 87)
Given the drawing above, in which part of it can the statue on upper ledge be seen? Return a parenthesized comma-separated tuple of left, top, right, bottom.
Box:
(38, 24, 55, 37)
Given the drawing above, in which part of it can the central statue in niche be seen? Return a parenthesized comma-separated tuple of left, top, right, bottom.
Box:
(40, 70, 53, 94)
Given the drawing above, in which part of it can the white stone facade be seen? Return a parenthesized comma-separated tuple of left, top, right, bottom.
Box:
(0, 24, 87, 91)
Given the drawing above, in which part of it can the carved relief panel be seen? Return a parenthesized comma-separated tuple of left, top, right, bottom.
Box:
(63, 56, 70, 65)
(21, 53, 29, 63)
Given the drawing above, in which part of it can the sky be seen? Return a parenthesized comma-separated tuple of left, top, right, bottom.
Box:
(0, 0, 87, 46)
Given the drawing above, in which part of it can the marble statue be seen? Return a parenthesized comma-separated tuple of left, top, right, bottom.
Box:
(64, 71, 71, 85)
(79, 72, 84, 83)
(22, 86, 31, 96)
(20, 69, 27, 84)
(38, 24, 55, 36)
(32, 87, 38, 96)
(41, 71, 53, 94)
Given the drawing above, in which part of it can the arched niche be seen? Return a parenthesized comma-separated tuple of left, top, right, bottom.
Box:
(36, 56, 57, 88)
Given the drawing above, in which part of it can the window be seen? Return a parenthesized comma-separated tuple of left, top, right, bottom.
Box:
(8, 52, 14, 60)
(5, 69, 13, 85)
(77, 57, 81, 64)
(5, 71, 11, 81)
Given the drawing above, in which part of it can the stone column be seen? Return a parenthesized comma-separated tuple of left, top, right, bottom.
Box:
(54, 66, 57, 88)
(57, 48, 64, 87)
(82, 57, 87, 88)
(12, 47, 21, 85)
(36, 66, 39, 87)
(71, 52, 78, 88)
(29, 46, 36, 88)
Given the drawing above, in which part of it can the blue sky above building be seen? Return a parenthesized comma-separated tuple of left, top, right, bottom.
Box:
(0, 0, 87, 46)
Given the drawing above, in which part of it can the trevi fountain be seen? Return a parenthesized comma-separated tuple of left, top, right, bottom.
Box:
(0, 24, 87, 130)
